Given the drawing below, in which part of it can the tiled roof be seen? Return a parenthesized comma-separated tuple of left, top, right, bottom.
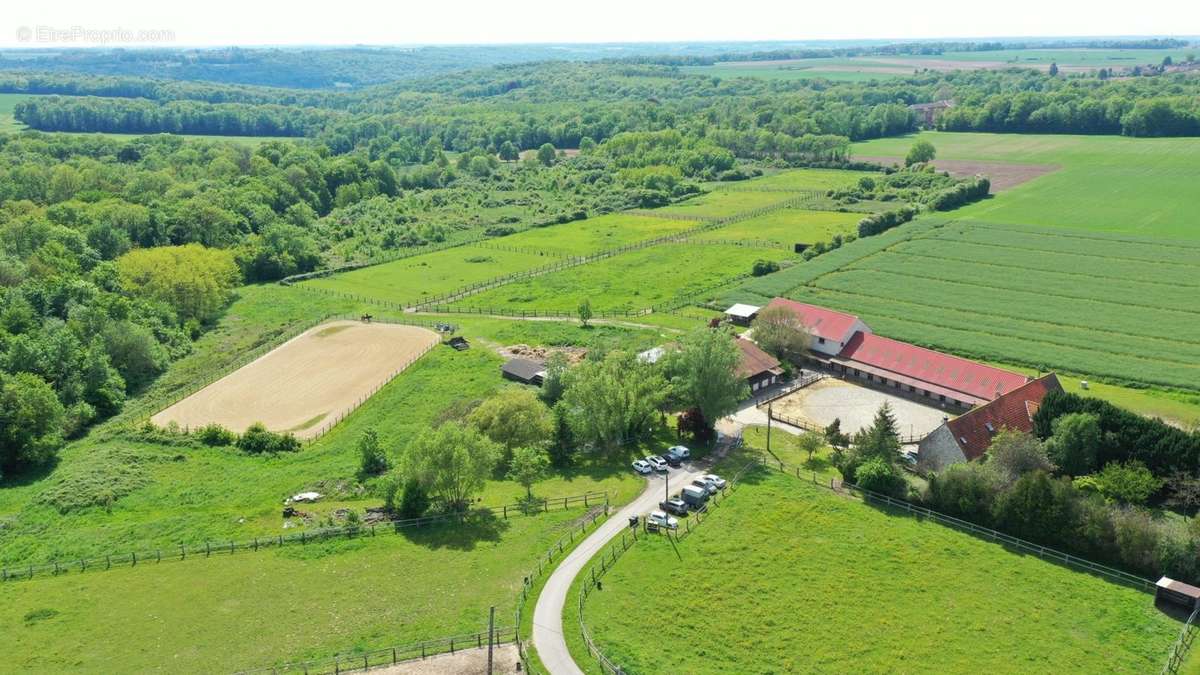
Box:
(765, 298, 861, 342)
(735, 338, 783, 380)
(945, 374, 1063, 461)
(838, 332, 1029, 405)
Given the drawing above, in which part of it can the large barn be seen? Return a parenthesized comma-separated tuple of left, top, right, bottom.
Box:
(919, 374, 1063, 470)
(764, 298, 1030, 409)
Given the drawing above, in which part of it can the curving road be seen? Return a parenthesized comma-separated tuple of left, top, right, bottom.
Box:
(532, 465, 707, 674)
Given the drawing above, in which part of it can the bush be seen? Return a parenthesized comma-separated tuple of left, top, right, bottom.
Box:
(751, 259, 781, 276)
(236, 423, 301, 454)
(854, 456, 907, 498)
(857, 205, 917, 238)
(196, 423, 237, 447)
(1082, 461, 1163, 505)
(357, 429, 390, 477)
(992, 471, 1079, 545)
(926, 462, 1003, 525)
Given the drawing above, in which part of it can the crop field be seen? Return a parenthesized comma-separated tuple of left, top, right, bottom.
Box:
(579, 469, 1178, 674)
(785, 220, 1200, 390)
(0, 507, 586, 673)
(653, 189, 806, 219)
(482, 213, 696, 256)
(691, 208, 861, 247)
(454, 243, 796, 313)
(305, 245, 552, 305)
(0, 93, 29, 133)
(151, 320, 440, 438)
(853, 132, 1200, 238)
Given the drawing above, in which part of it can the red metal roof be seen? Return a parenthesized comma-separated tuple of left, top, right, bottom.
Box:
(735, 338, 783, 380)
(837, 332, 1030, 405)
(945, 374, 1062, 461)
(765, 298, 861, 342)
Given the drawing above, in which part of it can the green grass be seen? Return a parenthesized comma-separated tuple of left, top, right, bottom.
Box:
(491, 213, 696, 256)
(786, 220, 1200, 391)
(691, 208, 862, 247)
(655, 190, 804, 219)
(853, 132, 1200, 238)
(455, 243, 796, 313)
(0, 284, 667, 565)
(741, 425, 840, 481)
(0, 507, 586, 672)
(305, 244, 552, 306)
(578, 468, 1178, 674)
(0, 93, 28, 133)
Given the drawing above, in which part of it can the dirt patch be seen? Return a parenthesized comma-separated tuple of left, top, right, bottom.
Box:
(152, 320, 440, 439)
(369, 645, 521, 674)
(497, 343, 587, 364)
(771, 378, 948, 439)
(853, 156, 1060, 192)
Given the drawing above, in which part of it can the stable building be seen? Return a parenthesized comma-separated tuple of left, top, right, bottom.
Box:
(735, 337, 784, 393)
(918, 374, 1062, 470)
(831, 332, 1030, 409)
(500, 358, 546, 386)
(763, 298, 871, 357)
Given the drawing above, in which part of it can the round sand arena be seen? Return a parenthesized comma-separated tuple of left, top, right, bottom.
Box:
(772, 377, 949, 438)
(152, 320, 440, 439)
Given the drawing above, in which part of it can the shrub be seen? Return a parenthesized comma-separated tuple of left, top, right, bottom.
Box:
(357, 429, 390, 477)
(751, 259, 780, 276)
(992, 471, 1079, 546)
(854, 456, 907, 498)
(1082, 461, 1163, 506)
(926, 462, 1003, 525)
(1044, 412, 1101, 476)
(196, 423, 237, 447)
(236, 423, 301, 454)
(856, 205, 917, 238)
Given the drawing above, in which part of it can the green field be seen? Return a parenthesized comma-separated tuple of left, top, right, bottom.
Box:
(0, 507, 584, 672)
(455, 243, 796, 313)
(0, 93, 29, 133)
(787, 220, 1200, 390)
(305, 245, 552, 305)
(655, 189, 804, 219)
(482, 213, 696, 256)
(692, 208, 861, 247)
(578, 469, 1178, 674)
(853, 132, 1200, 238)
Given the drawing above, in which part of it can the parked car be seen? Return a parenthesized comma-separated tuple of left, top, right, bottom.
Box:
(681, 484, 709, 507)
(901, 450, 919, 466)
(632, 460, 653, 474)
(701, 473, 727, 490)
(667, 445, 691, 460)
(663, 452, 682, 468)
(692, 478, 719, 495)
(647, 510, 678, 530)
(660, 497, 688, 516)
(647, 455, 669, 472)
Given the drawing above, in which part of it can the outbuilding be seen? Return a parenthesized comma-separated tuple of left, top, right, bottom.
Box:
(501, 358, 546, 385)
(735, 337, 784, 393)
(723, 303, 761, 327)
(1156, 576, 1200, 612)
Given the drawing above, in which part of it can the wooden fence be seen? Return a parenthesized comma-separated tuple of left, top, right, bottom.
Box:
(0, 491, 607, 584)
(1162, 606, 1200, 674)
(754, 372, 825, 409)
(235, 626, 519, 674)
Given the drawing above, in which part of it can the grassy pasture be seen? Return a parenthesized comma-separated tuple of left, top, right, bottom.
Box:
(455, 243, 795, 313)
(852, 132, 1200, 238)
(305, 245, 552, 305)
(691, 208, 861, 247)
(579, 469, 1177, 674)
(654, 189, 804, 219)
(0, 507, 585, 673)
(0, 93, 29, 133)
(486, 213, 696, 256)
(0, 285, 662, 565)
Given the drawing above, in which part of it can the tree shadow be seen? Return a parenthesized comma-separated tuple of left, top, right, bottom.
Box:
(0, 456, 60, 489)
(396, 510, 510, 551)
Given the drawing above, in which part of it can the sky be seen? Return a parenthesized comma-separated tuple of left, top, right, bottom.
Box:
(2, 0, 1198, 48)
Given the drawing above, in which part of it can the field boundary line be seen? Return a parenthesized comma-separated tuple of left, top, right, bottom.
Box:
(0, 491, 608, 584)
(928, 233, 1200, 269)
(958, 220, 1200, 251)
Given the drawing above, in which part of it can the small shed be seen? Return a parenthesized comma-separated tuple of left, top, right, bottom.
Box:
(446, 336, 470, 351)
(501, 358, 546, 386)
(1156, 577, 1200, 611)
(724, 303, 761, 327)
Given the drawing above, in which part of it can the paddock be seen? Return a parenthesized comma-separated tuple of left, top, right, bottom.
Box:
(770, 377, 949, 440)
(151, 320, 440, 439)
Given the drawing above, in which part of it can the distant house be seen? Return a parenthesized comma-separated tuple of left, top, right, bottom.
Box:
(909, 100, 954, 127)
(501, 358, 546, 385)
(918, 374, 1063, 470)
(763, 298, 870, 357)
(723, 303, 761, 327)
(735, 338, 784, 393)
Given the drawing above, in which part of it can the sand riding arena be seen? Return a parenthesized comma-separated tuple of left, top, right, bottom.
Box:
(152, 320, 441, 439)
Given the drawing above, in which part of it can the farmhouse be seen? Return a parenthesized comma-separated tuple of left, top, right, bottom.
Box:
(735, 337, 784, 393)
(763, 298, 871, 356)
(501, 358, 545, 385)
(723, 303, 761, 326)
(918, 374, 1063, 470)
